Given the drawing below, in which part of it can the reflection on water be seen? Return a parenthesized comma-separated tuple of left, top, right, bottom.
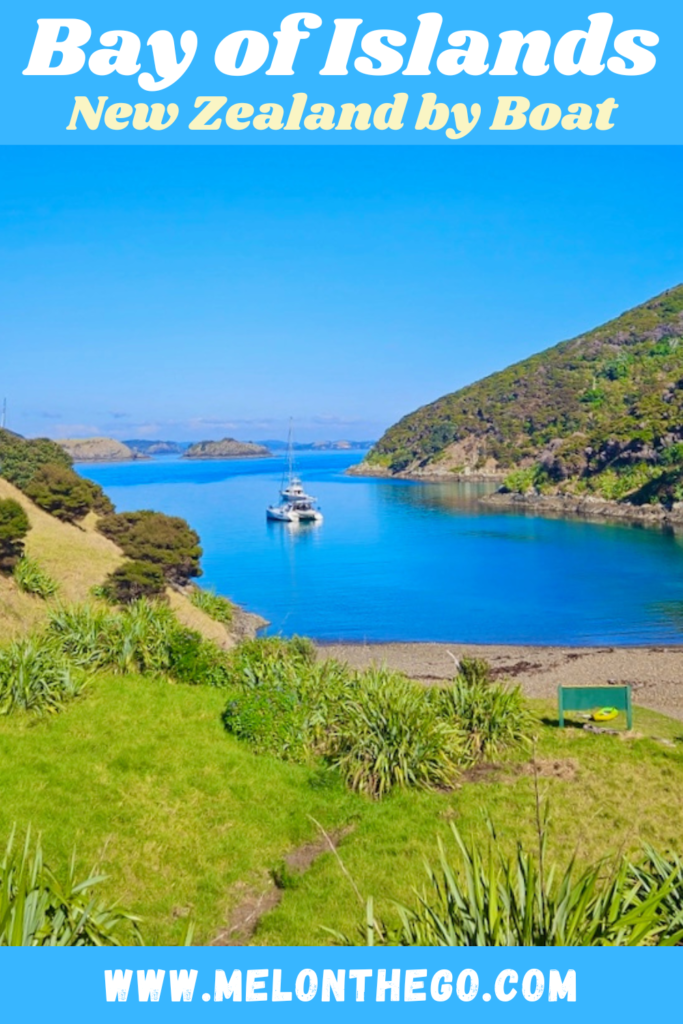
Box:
(79, 452, 683, 646)
(267, 518, 324, 545)
(461, 528, 538, 543)
(651, 601, 683, 632)
(375, 479, 496, 515)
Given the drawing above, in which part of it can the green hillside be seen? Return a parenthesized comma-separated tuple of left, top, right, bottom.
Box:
(364, 284, 683, 506)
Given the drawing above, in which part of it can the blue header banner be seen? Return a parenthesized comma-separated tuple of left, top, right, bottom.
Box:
(0, 947, 681, 1021)
(0, 0, 679, 144)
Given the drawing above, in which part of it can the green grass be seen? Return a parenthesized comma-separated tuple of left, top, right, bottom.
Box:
(258, 701, 683, 944)
(13, 557, 59, 599)
(189, 587, 233, 625)
(0, 677, 682, 945)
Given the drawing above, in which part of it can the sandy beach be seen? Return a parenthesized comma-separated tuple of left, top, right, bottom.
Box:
(319, 642, 683, 722)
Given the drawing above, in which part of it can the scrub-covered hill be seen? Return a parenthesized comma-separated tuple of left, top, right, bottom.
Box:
(57, 437, 142, 461)
(184, 438, 271, 459)
(358, 284, 683, 506)
(0, 477, 123, 635)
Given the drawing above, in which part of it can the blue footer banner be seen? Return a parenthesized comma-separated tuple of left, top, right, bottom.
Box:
(2, 0, 683, 1015)
(1, 948, 679, 1020)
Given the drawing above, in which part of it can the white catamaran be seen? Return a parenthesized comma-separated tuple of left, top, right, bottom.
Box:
(266, 427, 323, 523)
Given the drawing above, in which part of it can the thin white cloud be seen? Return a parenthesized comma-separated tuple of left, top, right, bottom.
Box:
(52, 423, 103, 438)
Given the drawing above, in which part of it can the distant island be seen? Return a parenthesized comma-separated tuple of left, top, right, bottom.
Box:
(126, 438, 374, 455)
(57, 438, 144, 462)
(125, 440, 190, 456)
(354, 284, 683, 512)
(263, 439, 374, 452)
(183, 438, 272, 460)
(46, 437, 374, 462)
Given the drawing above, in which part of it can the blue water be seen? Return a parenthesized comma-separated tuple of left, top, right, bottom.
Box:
(79, 452, 683, 646)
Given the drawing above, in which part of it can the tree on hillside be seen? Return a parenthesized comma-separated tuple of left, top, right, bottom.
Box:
(0, 498, 30, 573)
(24, 465, 96, 523)
(0, 429, 72, 490)
(97, 510, 202, 585)
(0, 429, 114, 521)
(83, 478, 115, 516)
(101, 560, 167, 604)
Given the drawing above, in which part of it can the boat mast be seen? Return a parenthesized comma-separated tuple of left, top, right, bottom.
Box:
(287, 417, 294, 483)
(279, 417, 295, 494)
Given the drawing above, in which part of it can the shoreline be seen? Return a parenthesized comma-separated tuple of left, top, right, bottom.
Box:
(348, 464, 683, 530)
(346, 463, 505, 484)
(481, 491, 683, 528)
(317, 641, 683, 722)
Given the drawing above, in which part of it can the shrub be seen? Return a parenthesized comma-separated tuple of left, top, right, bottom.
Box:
(659, 442, 683, 468)
(586, 463, 656, 502)
(48, 600, 177, 675)
(288, 634, 317, 663)
(110, 599, 180, 675)
(432, 657, 537, 761)
(0, 429, 72, 491)
(627, 846, 683, 943)
(24, 464, 97, 523)
(222, 636, 324, 759)
(0, 828, 141, 946)
(190, 587, 233, 625)
(599, 355, 632, 381)
(46, 604, 119, 670)
(222, 644, 533, 797)
(0, 498, 30, 573)
(344, 821, 683, 947)
(13, 556, 59, 599)
(101, 560, 167, 604)
(97, 510, 202, 585)
(223, 685, 311, 762)
(0, 637, 85, 715)
(84, 479, 115, 515)
(580, 387, 606, 406)
(326, 668, 465, 797)
(47, 599, 230, 684)
(222, 640, 348, 762)
(502, 466, 539, 494)
(165, 627, 231, 687)
(225, 635, 316, 687)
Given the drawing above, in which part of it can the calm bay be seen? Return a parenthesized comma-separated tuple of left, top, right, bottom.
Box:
(79, 451, 683, 646)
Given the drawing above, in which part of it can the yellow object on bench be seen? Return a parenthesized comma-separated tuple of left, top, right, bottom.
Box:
(558, 685, 633, 729)
(592, 707, 619, 722)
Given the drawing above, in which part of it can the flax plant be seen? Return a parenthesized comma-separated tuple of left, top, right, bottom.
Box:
(0, 829, 141, 946)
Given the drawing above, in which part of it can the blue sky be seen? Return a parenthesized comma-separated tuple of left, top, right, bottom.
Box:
(0, 146, 681, 442)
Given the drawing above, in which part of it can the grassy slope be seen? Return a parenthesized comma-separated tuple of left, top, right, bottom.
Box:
(365, 284, 683, 502)
(0, 478, 123, 636)
(0, 479, 229, 645)
(1, 674, 682, 945)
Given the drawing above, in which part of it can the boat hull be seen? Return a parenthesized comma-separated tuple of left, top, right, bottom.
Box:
(267, 507, 296, 521)
(267, 506, 323, 523)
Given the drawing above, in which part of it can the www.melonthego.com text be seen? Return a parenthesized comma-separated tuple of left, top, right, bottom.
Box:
(104, 967, 576, 1004)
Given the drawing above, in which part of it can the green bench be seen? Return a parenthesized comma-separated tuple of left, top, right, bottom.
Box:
(558, 685, 633, 730)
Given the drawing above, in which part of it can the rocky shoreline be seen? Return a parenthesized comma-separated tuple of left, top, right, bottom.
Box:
(348, 462, 683, 529)
(346, 462, 505, 484)
(482, 491, 683, 528)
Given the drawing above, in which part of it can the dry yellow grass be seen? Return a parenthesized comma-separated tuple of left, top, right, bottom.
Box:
(0, 479, 245, 644)
(168, 589, 234, 648)
(0, 478, 123, 636)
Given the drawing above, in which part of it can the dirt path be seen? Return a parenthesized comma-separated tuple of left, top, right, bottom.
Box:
(318, 642, 683, 722)
(211, 828, 351, 945)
